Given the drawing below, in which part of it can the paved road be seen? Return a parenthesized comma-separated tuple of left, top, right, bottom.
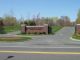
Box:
(0, 27, 80, 47)
(0, 27, 80, 60)
(0, 53, 80, 60)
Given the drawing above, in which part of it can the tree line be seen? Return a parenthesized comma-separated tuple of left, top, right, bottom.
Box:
(0, 13, 75, 27)
(23, 16, 73, 26)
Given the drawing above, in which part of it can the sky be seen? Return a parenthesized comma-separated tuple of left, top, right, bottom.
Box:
(0, 0, 80, 21)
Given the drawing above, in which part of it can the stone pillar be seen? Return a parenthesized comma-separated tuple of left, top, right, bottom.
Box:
(21, 24, 26, 34)
(44, 24, 48, 34)
(76, 24, 80, 35)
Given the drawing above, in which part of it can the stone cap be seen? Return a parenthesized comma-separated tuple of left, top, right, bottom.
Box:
(44, 24, 48, 26)
(21, 24, 26, 26)
(26, 24, 48, 27)
(76, 24, 80, 25)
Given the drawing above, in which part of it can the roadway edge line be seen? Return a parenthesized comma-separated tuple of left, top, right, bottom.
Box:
(1, 46, 80, 48)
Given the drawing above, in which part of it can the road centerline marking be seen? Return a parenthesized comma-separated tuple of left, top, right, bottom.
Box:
(0, 51, 80, 54)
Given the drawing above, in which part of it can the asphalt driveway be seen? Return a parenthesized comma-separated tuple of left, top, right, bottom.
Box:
(26, 27, 74, 45)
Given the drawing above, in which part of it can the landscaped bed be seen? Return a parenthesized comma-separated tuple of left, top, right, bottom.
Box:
(72, 34, 80, 40)
(0, 36, 31, 42)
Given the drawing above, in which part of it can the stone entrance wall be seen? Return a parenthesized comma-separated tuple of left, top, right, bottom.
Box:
(21, 24, 48, 34)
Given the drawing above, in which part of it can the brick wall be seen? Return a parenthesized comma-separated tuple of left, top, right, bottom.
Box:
(21, 24, 48, 34)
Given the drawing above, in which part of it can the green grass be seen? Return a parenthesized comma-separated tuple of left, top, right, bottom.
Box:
(52, 26, 63, 33)
(72, 34, 80, 40)
(3, 25, 20, 33)
(0, 36, 31, 42)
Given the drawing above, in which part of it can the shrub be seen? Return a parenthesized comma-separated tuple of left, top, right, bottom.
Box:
(48, 26, 52, 34)
(0, 19, 6, 34)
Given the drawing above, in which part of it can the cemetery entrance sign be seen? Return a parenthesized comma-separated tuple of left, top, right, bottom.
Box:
(21, 24, 48, 34)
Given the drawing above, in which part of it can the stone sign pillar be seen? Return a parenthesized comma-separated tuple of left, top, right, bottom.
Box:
(21, 24, 26, 33)
(75, 24, 80, 34)
(44, 24, 48, 34)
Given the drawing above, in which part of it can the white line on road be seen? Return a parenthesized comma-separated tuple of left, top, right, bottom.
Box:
(0, 46, 80, 48)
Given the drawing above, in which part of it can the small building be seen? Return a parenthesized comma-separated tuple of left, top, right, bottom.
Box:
(75, 24, 80, 34)
(21, 24, 48, 34)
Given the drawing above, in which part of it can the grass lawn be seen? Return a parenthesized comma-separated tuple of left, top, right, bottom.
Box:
(3, 25, 20, 33)
(52, 26, 63, 33)
(0, 36, 31, 42)
(72, 34, 80, 40)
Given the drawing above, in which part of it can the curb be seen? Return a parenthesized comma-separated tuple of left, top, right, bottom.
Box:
(16, 35, 32, 37)
(70, 37, 80, 41)
(16, 35, 36, 37)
